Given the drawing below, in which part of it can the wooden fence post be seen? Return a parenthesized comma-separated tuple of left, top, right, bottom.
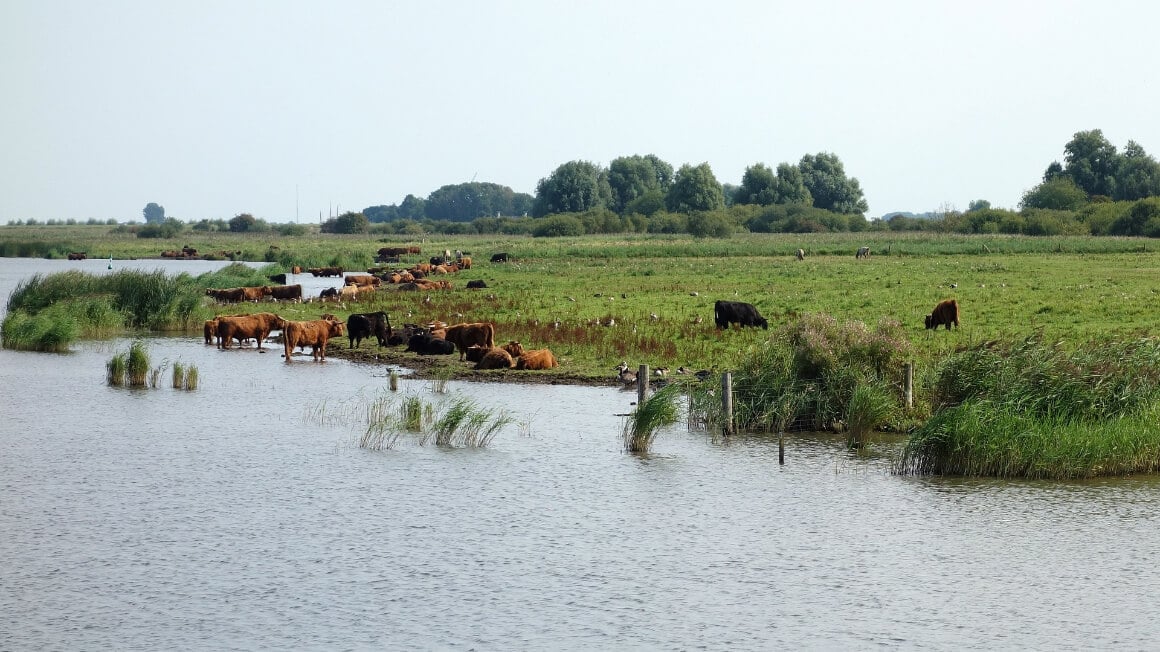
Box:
(722, 372, 734, 437)
(638, 364, 649, 403)
(904, 362, 914, 409)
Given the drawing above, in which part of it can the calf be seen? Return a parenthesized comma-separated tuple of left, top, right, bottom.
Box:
(925, 299, 960, 330)
(714, 300, 768, 330)
(405, 334, 457, 356)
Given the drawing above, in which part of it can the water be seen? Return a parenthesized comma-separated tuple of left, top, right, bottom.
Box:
(2, 257, 1159, 650)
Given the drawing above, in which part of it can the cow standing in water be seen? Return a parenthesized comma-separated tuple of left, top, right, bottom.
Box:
(713, 300, 769, 330)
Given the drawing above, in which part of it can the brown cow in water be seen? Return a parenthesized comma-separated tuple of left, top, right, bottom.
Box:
(443, 322, 496, 361)
(516, 349, 558, 370)
(204, 319, 218, 345)
(216, 312, 286, 351)
(283, 318, 345, 361)
(925, 299, 960, 330)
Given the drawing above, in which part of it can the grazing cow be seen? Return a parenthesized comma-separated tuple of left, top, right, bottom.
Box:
(405, 334, 457, 355)
(925, 299, 960, 330)
(319, 287, 339, 300)
(515, 349, 559, 370)
(459, 256, 472, 269)
(347, 311, 392, 348)
(490, 252, 509, 263)
(714, 300, 769, 330)
(466, 279, 488, 289)
(344, 274, 381, 287)
(241, 286, 271, 302)
(203, 319, 218, 345)
(795, 248, 805, 261)
(339, 285, 359, 300)
(206, 287, 246, 303)
(267, 273, 287, 285)
(216, 312, 286, 351)
(68, 252, 87, 260)
(268, 284, 303, 302)
(443, 322, 496, 361)
(856, 246, 871, 259)
(475, 348, 515, 370)
(283, 318, 345, 361)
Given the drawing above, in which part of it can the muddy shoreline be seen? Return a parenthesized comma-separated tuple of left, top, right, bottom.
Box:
(327, 345, 620, 387)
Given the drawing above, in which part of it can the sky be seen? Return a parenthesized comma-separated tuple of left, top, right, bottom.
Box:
(2, 0, 1158, 222)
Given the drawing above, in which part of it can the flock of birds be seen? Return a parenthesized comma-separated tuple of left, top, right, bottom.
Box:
(614, 361, 713, 389)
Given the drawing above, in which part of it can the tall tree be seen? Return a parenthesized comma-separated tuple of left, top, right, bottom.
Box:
(1062, 129, 1118, 198)
(533, 161, 612, 217)
(1114, 140, 1160, 201)
(773, 163, 812, 205)
(736, 163, 779, 205)
(228, 213, 256, 232)
(666, 163, 724, 213)
(399, 194, 426, 219)
(321, 211, 369, 234)
(607, 154, 673, 213)
(798, 152, 868, 214)
(1019, 176, 1087, 211)
(143, 202, 165, 224)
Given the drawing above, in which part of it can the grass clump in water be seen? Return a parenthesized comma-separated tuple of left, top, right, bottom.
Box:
(126, 340, 150, 387)
(106, 352, 127, 386)
(431, 396, 512, 447)
(896, 336, 1160, 478)
(623, 383, 683, 453)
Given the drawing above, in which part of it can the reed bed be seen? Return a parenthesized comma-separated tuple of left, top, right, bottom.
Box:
(184, 365, 199, 390)
(431, 396, 512, 447)
(896, 336, 1160, 478)
(126, 340, 150, 387)
(623, 383, 683, 453)
(106, 352, 127, 386)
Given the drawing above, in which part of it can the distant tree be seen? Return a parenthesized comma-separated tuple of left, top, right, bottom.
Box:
(1043, 161, 1065, 182)
(321, 211, 369, 234)
(1020, 176, 1087, 211)
(426, 182, 527, 221)
(533, 160, 612, 217)
(625, 189, 666, 217)
(798, 152, 868, 214)
(363, 205, 399, 223)
(666, 163, 724, 213)
(1114, 140, 1160, 201)
(531, 214, 585, 237)
(687, 211, 733, 238)
(228, 213, 256, 232)
(277, 223, 308, 236)
(607, 154, 674, 213)
(143, 202, 165, 224)
(1062, 129, 1118, 198)
(967, 199, 992, 212)
(736, 163, 779, 205)
(1109, 198, 1160, 237)
(136, 217, 184, 238)
(394, 194, 424, 220)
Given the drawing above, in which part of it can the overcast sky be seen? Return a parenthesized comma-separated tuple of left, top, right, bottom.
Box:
(2, 1, 1157, 222)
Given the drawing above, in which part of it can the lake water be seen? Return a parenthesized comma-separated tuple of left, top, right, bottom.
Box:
(2, 257, 1159, 650)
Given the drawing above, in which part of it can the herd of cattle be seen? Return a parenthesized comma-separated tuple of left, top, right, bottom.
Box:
(201, 243, 957, 372)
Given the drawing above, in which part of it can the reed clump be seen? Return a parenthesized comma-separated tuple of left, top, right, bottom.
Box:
(170, 361, 200, 390)
(431, 396, 512, 447)
(623, 383, 683, 453)
(896, 336, 1160, 478)
(126, 340, 151, 387)
(106, 352, 127, 386)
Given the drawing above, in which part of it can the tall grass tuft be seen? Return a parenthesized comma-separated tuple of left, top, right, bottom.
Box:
(126, 340, 150, 387)
(623, 383, 683, 453)
(845, 382, 897, 449)
(184, 365, 199, 390)
(172, 361, 185, 388)
(430, 396, 512, 447)
(360, 394, 405, 451)
(897, 336, 1160, 478)
(106, 352, 127, 386)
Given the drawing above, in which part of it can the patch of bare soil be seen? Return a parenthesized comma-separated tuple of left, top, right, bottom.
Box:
(328, 344, 617, 387)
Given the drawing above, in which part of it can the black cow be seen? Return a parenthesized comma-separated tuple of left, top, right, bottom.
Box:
(405, 334, 456, 355)
(430, 256, 447, 266)
(346, 310, 392, 348)
(466, 279, 488, 289)
(319, 287, 339, 299)
(267, 273, 287, 285)
(490, 252, 509, 263)
(714, 300, 768, 330)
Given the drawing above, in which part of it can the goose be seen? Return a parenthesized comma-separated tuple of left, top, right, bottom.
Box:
(615, 361, 637, 387)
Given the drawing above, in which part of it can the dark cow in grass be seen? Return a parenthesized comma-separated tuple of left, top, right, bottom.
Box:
(714, 300, 768, 330)
(925, 299, 960, 330)
(405, 334, 456, 355)
(490, 252, 509, 263)
(346, 311, 392, 348)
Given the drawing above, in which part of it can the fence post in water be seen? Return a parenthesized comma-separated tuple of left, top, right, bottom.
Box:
(722, 372, 734, 437)
(389, 370, 399, 392)
(904, 362, 914, 409)
(640, 361, 649, 403)
(779, 433, 785, 464)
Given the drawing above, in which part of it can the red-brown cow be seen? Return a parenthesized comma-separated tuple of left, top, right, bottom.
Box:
(344, 274, 381, 287)
(267, 284, 303, 302)
(501, 341, 525, 358)
(283, 318, 345, 361)
(925, 299, 960, 330)
(474, 347, 515, 370)
(216, 312, 286, 350)
(444, 322, 496, 361)
(515, 349, 558, 370)
(204, 318, 218, 345)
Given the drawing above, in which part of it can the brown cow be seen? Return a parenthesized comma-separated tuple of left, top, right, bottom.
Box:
(268, 284, 303, 302)
(925, 299, 960, 330)
(241, 286, 271, 302)
(283, 318, 345, 361)
(206, 287, 245, 303)
(216, 312, 286, 350)
(203, 319, 218, 345)
(459, 256, 472, 269)
(67, 252, 87, 260)
(344, 274, 381, 287)
(291, 265, 302, 274)
(515, 349, 559, 370)
(443, 322, 495, 360)
(474, 348, 515, 370)
(501, 341, 525, 358)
